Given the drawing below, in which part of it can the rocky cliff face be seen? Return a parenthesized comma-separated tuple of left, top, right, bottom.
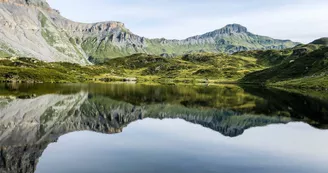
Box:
(0, 144, 47, 173)
(0, 0, 298, 64)
(10, 0, 50, 8)
(0, 0, 89, 64)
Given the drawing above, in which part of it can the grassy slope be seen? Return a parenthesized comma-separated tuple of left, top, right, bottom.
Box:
(240, 39, 328, 89)
(101, 53, 264, 82)
(0, 57, 107, 83)
(0, 43, 16, 58)
(0, 53, 264, 83)
(0, 50, 11, 58)
(234, 49, 294, 66)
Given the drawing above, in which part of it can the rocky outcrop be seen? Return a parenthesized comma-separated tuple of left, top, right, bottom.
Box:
(0, 144, 47, 173)
(0, 0, 298, 64)
(0, 0, 49, 8)
(0, 0, 89, 64)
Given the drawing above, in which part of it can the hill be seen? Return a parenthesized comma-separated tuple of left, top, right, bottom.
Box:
(0, 53, 265, 83)
(101, 53, 264, 82)
(240, 38, 328, 89)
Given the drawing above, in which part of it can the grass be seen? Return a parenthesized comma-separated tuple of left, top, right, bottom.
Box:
(0, 57, 109, 83)
(81, 37, 133, 63)
(0, 52, 264, 84)
(240, 42, 328, 89)
(0, 50, 11, 58)
(0, 43, 16, 58)
(101, 53, 264, 82)
(234, 49, 293, 66)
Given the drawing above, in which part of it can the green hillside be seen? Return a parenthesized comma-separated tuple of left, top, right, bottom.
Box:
(101, 53, 264, 82)
(0, 57, 107, 83)
(0, 53, 264, 83)
(240, 38, 328, 89)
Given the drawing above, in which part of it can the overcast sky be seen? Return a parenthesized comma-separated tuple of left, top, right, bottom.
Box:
(47, 0, 328, 43)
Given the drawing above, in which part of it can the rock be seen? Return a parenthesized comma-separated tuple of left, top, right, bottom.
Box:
(160, 53, 175, 58)
(292, 48, 309, 56)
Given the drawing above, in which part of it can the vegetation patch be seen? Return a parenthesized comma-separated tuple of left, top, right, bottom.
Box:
(240, 41, 328, 90)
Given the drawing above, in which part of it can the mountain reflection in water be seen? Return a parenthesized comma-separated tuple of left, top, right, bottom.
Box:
(0, 83, 327, 173)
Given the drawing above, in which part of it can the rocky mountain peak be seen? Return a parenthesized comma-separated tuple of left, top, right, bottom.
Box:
(192, 23, 250, 40)
(220, 24, 248, 33)
(2, 0, 50, 8)
(26, 0, 49, 7)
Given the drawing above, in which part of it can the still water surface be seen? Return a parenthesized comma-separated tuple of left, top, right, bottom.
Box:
(0, 83, 327, 173)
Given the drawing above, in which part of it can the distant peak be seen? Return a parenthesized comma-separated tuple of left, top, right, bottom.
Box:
(221, 24, 248, 33)
(311, 37, 328, 45)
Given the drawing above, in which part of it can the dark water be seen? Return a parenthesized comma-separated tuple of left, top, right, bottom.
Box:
(0, 83, 327, 173)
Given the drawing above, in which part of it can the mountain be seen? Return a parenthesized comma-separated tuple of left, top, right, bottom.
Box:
(0, 0, 298, 64)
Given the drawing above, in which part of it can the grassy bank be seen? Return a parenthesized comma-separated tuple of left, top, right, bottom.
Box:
(0, 53, 264, 84)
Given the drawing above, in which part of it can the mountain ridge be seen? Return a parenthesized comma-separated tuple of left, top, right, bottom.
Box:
(0, 0, 299, 64)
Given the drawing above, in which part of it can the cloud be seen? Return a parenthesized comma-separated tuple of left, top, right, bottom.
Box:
(48, 0, 328, 43)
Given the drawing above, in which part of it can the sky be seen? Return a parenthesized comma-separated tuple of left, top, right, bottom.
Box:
(47, 0, 328, 43)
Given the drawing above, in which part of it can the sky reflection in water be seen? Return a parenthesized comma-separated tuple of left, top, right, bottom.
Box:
(36, 119, 328, 173)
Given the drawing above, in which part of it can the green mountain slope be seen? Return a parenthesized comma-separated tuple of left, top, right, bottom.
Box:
(101, 53, 264, 81)
(240, 38, 328, 89)
(0, 53, 265, 83)
(78, 23, 298, 63)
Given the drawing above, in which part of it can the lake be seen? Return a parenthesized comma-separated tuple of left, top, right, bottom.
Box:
(0, 83, 327, 173)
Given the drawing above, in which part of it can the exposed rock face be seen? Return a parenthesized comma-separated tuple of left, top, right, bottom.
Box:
(0, 0, 89, 64)
(0, 0, 298, 64)
(10, 0, 50, 8)
(0, 144, 47, 173)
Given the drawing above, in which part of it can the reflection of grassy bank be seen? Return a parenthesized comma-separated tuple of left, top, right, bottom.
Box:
(241, 85, 328, 128)
(268, 76, 328, 90)
(1, 83, 328, 128)
(268, 85, 328, 100)
(0, 83, 263, 111)
(0, 83, 84, 97)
